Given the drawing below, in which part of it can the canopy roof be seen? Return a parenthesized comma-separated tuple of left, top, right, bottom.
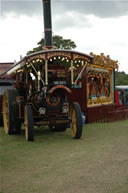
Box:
(3, 49, 93, 75)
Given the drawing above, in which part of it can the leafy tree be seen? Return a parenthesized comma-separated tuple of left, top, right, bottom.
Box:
(115, 71, 128, 85)
(27, 35, 77, 55)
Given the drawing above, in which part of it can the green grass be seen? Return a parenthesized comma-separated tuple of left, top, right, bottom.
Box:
(0, 120, 128, 193)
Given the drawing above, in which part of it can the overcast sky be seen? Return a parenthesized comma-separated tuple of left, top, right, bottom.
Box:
(0, 0, 128, 73)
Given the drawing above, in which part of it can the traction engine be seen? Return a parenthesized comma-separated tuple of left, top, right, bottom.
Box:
(2, 0, 93, 141)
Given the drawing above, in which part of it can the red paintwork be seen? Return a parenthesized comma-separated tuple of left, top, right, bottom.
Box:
(115, 90, 119, 105)
(68, 68, 87, 114)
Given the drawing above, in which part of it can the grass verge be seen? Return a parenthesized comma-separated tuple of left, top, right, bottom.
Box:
(0, 120, 128, 193)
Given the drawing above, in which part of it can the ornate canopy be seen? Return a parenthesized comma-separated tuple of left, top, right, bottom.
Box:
(4, 50, 93, 75)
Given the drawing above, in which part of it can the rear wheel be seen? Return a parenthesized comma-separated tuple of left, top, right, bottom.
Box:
(69, 102, 83, 139)
(3, 89, 21, 134)
(3, 90, 14, 134)
(24, 105, 34, 141)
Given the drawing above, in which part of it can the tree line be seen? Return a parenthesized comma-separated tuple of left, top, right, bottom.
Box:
(115, 71, 128, 86)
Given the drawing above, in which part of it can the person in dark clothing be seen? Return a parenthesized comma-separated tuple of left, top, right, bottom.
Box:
(120, 90, 124, 105)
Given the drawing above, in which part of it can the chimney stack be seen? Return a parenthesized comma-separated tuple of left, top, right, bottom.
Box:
(42, 0, 53, 48)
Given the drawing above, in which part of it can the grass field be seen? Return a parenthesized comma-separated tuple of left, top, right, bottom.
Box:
(0, 120, 128, 193)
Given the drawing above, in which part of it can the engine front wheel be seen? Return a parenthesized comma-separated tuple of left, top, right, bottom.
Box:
(69, 102, 83, 139)
(24, 105, 34, 141)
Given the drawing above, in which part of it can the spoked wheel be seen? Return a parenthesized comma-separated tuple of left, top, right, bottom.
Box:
(24, 105, 34, 141)
(69, 102, 83, 139)
(49, 124, 67, 132)
(3, 90, 14, 134)
(3, 89, 21, 134)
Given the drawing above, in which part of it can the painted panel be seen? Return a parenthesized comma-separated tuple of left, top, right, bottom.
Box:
(86, 66, 113, 106)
